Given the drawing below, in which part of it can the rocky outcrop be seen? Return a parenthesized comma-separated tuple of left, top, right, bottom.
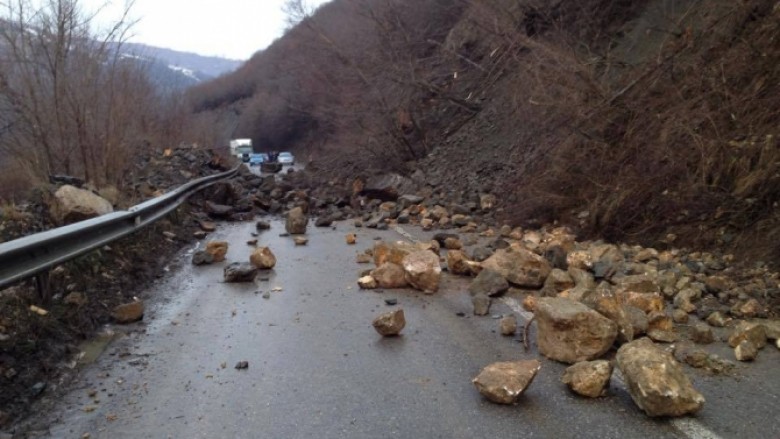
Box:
(616, 338, 705, 417)
(535, 297, 618, 364)
(472, 360, 541, 404)
(51, 185, 113, 224)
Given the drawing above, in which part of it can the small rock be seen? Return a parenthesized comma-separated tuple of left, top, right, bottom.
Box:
(235, 361, 249, 370)
(285, 207, 308, 234)
(499, 315, 517, 336)
(736, 298, 761, 318)
(561, 360, 613, 398)
(734, 340, 758, 361)
(162, 231, 176, 240)
(64, 292, 88, 306)
(691, 323, 715, 344)
(385, 298, 398, 306)
(112, 301, 144, 323)
(262, 292, 271, 299)
(192, 250, 214, 266)
(246, 239, 258, 246)
(205, 241, 229, 262)
(443, 237, 462, 250)
(672, 309, 689, 324)
(315, 216, 333, 227)
(647, 329, 678, 343)
(250, 247, 277, 269)
(373, 309, 405, 336)
(199, 221, 217, 232)
(472, 360, 541, 404)
(647, 312, 673, 332)
(294, 236, 308, 246)
(358, 276, 377, 289)
(193, 231, 207, 239)
(256, 220, 271, 230)
(346, 233, 357, 245)
(705, 311, 730, 327)
(446, 250, 477, 276)
(473, 294, 491, 316)
(356, 253, 372, 264)
(727, 321, 767, 349)
(522, 295, 537, 312)
(224, 263, 258, 283)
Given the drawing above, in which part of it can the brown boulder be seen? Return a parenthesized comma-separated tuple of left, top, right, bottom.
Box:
(373, 309, 406, 336)
(250, 247, 277, 269)
(402, 250, 441, 293)
(112, 300, 144, 323)
(616, 338, 705, 417)
(481, 247, 551, 288)
(535, 297, 618, 364)
(472, 360, 541, 404)
(205, 241, 229, 262)
(561, 360, 613, 398)
(371, 263, 409, 289)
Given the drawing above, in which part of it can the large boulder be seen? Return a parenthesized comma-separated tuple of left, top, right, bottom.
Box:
(402, 250, 441, 293)
(51, 185, 113, 224)
(481, 247, 551, 288)
(371, 263, 409, 289)
(472, 360, 541, 404)
(285, 207, 308, 234)
(616, 338, 705, 417)
(373, 241, 434, 266)
(582, 286, 634, 343)
(535, 297, 618, 363)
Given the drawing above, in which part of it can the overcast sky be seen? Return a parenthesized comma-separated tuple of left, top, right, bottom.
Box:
(80, 0, 331, 60)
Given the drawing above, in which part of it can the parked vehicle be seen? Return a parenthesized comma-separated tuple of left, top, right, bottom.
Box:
(278, 152, 295, 165)
(249, 153, 268, 166)
(229, 138, 253, 158)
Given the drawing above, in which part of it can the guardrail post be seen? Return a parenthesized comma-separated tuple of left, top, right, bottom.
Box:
(35, 269, 52, 305)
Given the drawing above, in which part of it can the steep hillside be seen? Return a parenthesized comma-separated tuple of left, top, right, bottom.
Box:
(187, 0, 780, 265)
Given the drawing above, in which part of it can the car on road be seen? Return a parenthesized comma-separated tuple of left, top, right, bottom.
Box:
(278, 152, 295, 165)
(249, 153, 268, 166)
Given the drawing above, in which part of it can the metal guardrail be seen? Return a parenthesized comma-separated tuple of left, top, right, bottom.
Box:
(0, 165, 240, 294)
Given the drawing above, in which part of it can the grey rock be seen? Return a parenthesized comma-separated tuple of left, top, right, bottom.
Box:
(473, 294, 491, 316)
(224, 263, 258, 283)
(468, 269, 509, 297)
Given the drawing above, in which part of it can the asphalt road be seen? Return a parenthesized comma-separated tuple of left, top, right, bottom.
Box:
(17, 220, 780, 438)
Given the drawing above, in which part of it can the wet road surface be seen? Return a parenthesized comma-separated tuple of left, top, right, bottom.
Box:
(18, 220, 780, 438)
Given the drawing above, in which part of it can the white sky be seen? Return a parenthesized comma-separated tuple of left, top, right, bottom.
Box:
(81, 0, 331, 60)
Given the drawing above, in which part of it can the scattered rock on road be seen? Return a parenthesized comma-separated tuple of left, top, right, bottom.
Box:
(472, 360, 541, 404)
(616, 337, 705, 417)
(371, 263, 408, 288)
(358, 275, 377, 289)
(561, 360, 613, 398)
(192, 250, 214, 266)
(285, 207, 308, 234)
(250, 247, 277, 269)
(294, 236, 308, 246)
(500, 315, 517, 336)
(734, 340, 758, 361)
(346, 233, 357, 245)
(535, 297, 618, 364)
(235, 361, 249, 370)
(473, 294, 491, 316)
(728, 321, 767, 349)
(224, 262, 258, 283)
(373, 309, 406, 336)
(205, 241, 229, 262)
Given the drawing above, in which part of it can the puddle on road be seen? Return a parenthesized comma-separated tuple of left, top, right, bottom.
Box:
(76, 327, 122, 366)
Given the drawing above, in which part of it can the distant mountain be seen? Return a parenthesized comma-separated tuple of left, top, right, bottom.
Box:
(112, 43, 244, 92)
(119, 43, 243, 78)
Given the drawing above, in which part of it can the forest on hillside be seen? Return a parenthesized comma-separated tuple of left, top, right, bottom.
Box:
(189, 0, 779, 262)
